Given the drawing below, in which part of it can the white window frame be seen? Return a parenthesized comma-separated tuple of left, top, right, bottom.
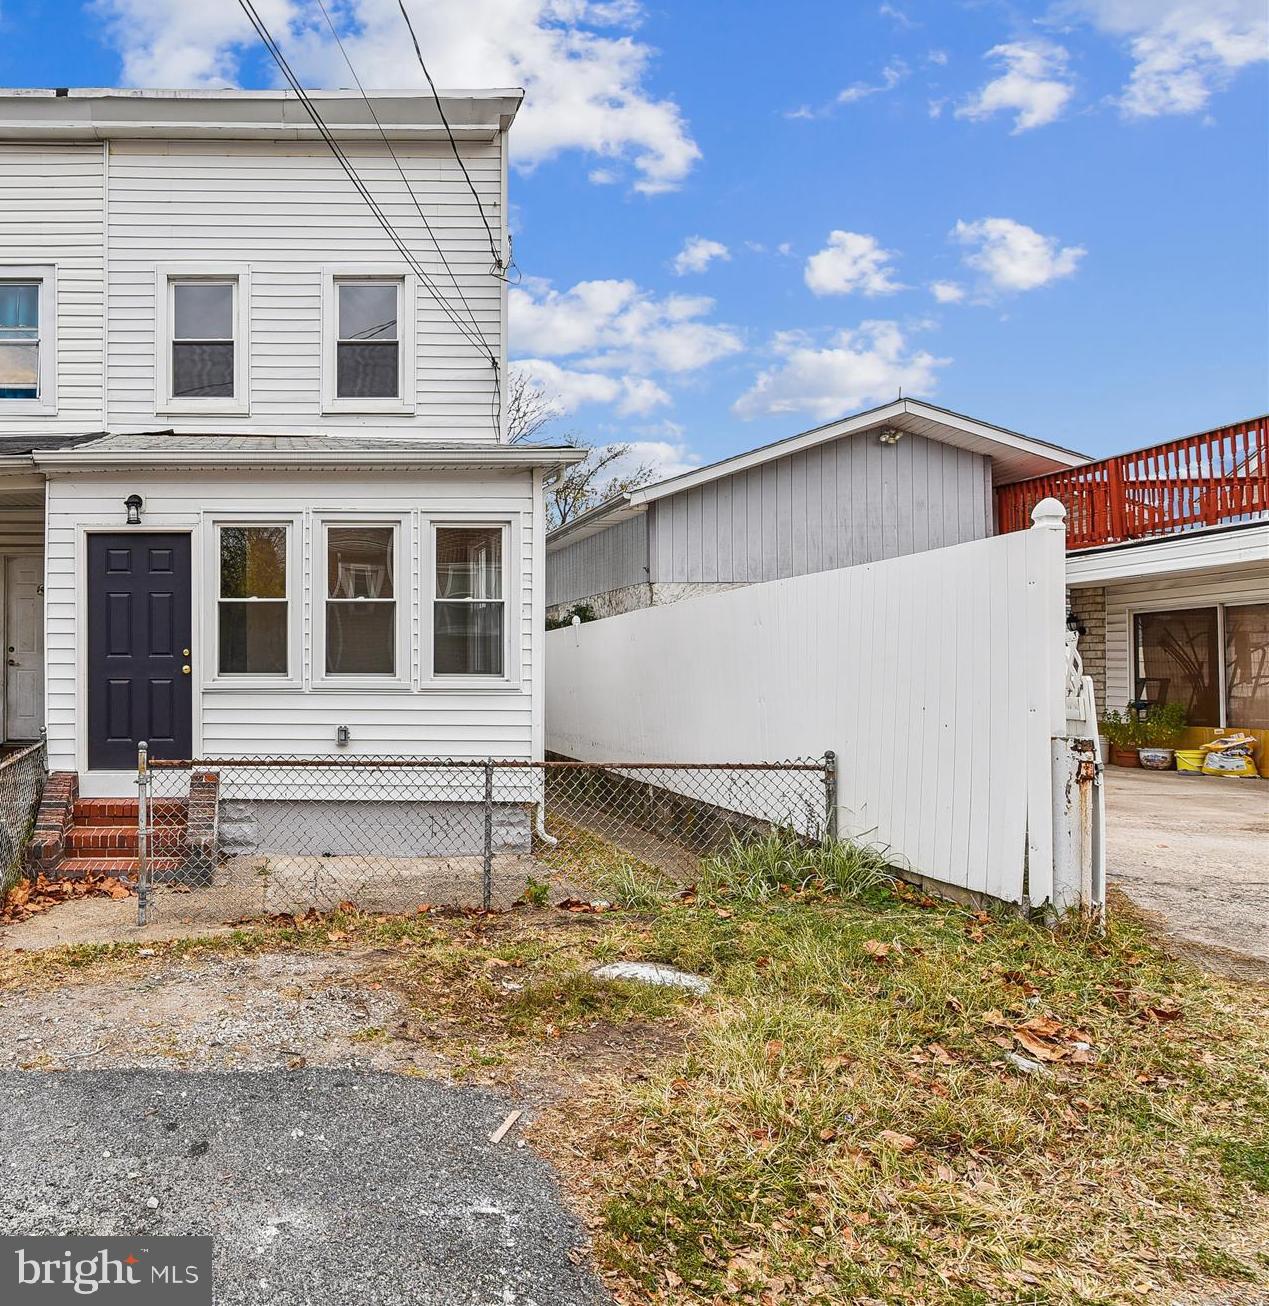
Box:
(322, 270, 416, 415)
(424, 517, 518, 687)
(314, 514, 411, 690)
(156, 265, 250, 415)
(0, 265, 56, 416)
(204, 516, 301, 689)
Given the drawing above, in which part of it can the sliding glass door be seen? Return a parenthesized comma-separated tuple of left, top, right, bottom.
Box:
(1133, 602, 1269, 728)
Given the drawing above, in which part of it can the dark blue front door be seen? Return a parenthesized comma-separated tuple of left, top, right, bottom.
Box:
(87, 533, 193, 769)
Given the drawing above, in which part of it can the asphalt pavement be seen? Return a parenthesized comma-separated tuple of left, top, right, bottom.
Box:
(0, 1068, 609, 1306)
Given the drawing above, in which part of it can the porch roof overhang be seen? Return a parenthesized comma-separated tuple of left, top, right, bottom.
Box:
(1065, 518, 1269, 587)
(18, 433, 586, 478)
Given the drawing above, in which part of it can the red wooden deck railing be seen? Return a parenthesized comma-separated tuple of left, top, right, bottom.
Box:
(996, 416, 1269, 549)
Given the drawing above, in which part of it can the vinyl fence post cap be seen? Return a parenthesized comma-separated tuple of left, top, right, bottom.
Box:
(1030, 497, 1067, 531)
(571, 614, 581, 626)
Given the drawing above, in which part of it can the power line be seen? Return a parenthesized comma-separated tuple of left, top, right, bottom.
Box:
(394, 0, 504, 276)
(311, 0, 486, 347)
(235, 0, 495, 368)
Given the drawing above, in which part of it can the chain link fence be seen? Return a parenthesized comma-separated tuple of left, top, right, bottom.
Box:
(0, 740, 47, 898)
(139, 750, 835, 925)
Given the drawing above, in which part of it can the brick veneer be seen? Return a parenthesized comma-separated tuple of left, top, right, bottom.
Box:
(1068, 586, 1107, 713)
(185, 771, 219, 861)
(27, 771, 78, 869)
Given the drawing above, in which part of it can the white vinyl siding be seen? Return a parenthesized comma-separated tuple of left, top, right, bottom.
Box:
(1100, 563, 1269, 718)
(105, 140, 502, 437)
(0, 144, 104, 430)
(43, 470, 537, 776)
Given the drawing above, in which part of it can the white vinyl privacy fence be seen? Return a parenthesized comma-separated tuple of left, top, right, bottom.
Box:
(547, 501, 1103, 911)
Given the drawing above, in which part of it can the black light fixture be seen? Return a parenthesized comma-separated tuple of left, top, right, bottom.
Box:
(1065, 607, 1087, 638)
(124, 494, 143, 525)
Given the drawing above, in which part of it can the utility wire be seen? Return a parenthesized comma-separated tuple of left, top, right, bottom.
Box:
(235, 0, 495, 366)
(312, 0, 487, 347)
(394, 0, 503, 275)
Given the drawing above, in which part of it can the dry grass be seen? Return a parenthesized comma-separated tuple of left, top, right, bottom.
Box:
(1, 840, 1265, 1305)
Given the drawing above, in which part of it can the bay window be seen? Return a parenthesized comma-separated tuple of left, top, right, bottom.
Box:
(434, 526, 505, 677)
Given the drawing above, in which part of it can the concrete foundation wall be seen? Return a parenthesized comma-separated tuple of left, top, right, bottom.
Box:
(547, 582, 651, 624)
(218, 801, 532, 858)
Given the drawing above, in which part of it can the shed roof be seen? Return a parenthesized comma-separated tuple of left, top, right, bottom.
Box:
(547, 398, 1090, 550)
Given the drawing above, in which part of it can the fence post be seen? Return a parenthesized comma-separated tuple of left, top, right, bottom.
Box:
(136, 740, 149, 927)
(482, 759, 494, 911)
(823, 750, 838, 843)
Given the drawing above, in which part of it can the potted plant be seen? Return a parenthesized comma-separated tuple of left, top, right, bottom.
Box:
(1138, 703, 1187, 770)
(1101, 708, 1146, 767)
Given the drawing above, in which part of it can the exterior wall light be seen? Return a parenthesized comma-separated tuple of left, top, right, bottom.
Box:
(877, 427, 904, 445)
(124, 494, 144, 525)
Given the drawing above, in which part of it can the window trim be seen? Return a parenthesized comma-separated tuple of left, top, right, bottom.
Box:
(0, 266, 56, 415)
(425, 518, 517, 686)
(204, 516, 301, 689)
(156, 265, 250, 415)
(322, 270, 416, 415)
(314, 515, 411, 690)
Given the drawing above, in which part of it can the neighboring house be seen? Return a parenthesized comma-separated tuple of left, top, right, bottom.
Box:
(997, 416, 1269, 773)
(0, 88, 580, 801)
(545, 398, 1089, 621)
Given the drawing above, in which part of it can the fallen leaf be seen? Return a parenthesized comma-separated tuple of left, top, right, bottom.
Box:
(862, 940, 892, 962)
(876, 1130, 918, 1152)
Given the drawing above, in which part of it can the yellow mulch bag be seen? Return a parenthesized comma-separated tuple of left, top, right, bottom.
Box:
(1200, 734, 1260, 778)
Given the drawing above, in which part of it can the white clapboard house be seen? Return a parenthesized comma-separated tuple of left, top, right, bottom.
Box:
(0, 87, 580, 840)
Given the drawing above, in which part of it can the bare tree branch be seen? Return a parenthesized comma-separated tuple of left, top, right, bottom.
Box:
(505, 367, 560, 445)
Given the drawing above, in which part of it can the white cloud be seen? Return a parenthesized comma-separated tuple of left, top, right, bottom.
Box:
(611, 438, 700, 482)
(926, 48, 949, 66)
(94, 0, 700, 194)
(879, 3, 917, 30)
(930, 280, 966, 303)
(732, 321, 949, 421)
(672, 236, 731, 276)
(1064, 0, 1268, 117)
(956, 41, 1075, 131)
(837, 58, 909, 104)
(952, 217, 1086, 293)
(510, 277, 743, 374)
(804, 231, 904, 298)
(511, 359, 670, 417)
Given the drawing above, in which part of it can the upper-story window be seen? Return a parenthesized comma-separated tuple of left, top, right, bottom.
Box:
(337, 282, 399, 399)
(323, 272, 415, 413)
(158, 268, 249, 413)
(0, 269, 55, 412)
(172, 281, 235, 398)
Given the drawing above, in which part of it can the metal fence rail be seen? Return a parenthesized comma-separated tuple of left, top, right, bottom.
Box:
(138, 751, 834, 924)
(0, 739, 47, 898)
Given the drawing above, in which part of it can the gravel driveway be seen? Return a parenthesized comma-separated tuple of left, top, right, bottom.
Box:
(0, 1068, 608, 1306)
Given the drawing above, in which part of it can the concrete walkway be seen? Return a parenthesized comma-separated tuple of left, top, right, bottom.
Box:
(1104, 766, 1269, 978)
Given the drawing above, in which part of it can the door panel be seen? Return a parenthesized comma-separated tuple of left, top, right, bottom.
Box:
(4, 555, 44, 741)
(87, 533, 192, 769)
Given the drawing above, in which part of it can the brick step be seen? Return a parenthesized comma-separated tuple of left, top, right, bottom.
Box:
(51, 855, 186, 881)
(72, 799, 187, 826)
(64, 826, 189, 854)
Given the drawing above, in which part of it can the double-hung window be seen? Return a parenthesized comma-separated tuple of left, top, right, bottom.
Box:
(0, 269, 54, 409)
(434, 526, 505, 677)
(171, 279, 236, 399)
(326, 526, 397, 676)
(217, 525, 289, 676)
(336, 281, 399, 399)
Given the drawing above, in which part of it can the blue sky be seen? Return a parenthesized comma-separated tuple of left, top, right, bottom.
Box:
(1, 0, 1266, 472)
